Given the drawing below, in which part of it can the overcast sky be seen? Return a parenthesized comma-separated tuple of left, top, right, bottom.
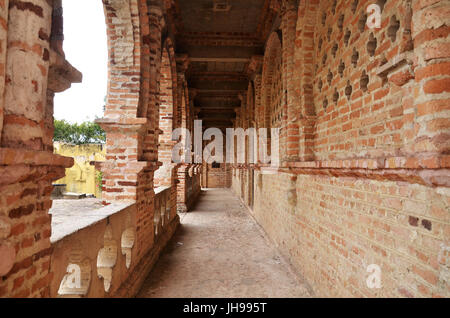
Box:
(53, 0, 108, 124)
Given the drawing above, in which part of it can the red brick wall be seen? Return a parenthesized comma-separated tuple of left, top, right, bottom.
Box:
(0, 0, 189, 297)
(240, 171, 448, 297)
(203, 162, 231, 188)
(233, 0, 450, 297)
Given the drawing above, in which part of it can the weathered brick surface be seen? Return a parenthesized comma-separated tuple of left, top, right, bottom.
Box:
(0, 0, 197, 298)
(0, 0, 448, 298)
(235, 172, 449, 297)
(0, 0, 75, 298)
(232, 0, 450, 298)
(202, 162, 231, 188)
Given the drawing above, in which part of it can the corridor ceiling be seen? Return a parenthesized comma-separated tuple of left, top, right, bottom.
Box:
(174, 0, 271, 130)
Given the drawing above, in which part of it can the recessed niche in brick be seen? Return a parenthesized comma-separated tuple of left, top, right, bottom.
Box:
(322, 53, 328, 65)
(388, 15, 400, 42)
(344, 29, 351, 46)
(352, 48, 359, 67)
(338, 60, 345, 77)
(332, 0, 337, 15)
(358, 12, 367, 33)
(327, 27, 332, 41)
(345, 81, 353, 100)
(318, 78, 323, 92)
(327, 70, 333, 85)
(323, 98, 328, 110)
(377, 0, 387, 12)
(322, 12, 327, 25)
(332, 43, 338, 58)
(338, 14, 344, 31)
(333, 88, 339, 103)
(421, 219, 432, 231)
(351, 0, 359, 14)
(367, 33, 377, 57)
(318, 38, 323, 51)
(360, 70, 369, 92)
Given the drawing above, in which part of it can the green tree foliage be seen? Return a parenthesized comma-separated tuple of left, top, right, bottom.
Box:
(53, 120, 106, 145)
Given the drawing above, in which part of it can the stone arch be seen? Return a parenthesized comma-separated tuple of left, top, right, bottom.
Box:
(261, 31, 283, 129)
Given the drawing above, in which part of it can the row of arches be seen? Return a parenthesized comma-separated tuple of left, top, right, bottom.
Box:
(48, 0, 196, 287)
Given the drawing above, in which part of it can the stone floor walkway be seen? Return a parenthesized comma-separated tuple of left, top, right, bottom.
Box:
(137, 188, 312, 298)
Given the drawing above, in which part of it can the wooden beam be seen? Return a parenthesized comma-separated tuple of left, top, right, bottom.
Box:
(190, 57, 250, 63)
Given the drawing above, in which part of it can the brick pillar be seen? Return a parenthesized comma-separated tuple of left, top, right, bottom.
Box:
(253, 75, 263, 129)
(293, 0, 319, 162)
(97, 2, 165, 261)
(0, 0, 75, 297)
(281, 0, 299, 162)
(176, 164, 189, 212)
(410, 0, 450, 157)
(174, 55, 193, 212)
(0, 1, 7, 142)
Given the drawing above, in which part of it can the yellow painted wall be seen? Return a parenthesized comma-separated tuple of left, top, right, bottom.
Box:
(53, 142, 106, 198)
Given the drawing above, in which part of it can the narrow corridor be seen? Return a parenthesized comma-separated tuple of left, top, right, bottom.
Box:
(137, 189, 312, 298)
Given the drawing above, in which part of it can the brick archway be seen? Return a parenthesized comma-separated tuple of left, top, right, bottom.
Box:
(261, 31, 282, 130)
(155, 41, 177, 188)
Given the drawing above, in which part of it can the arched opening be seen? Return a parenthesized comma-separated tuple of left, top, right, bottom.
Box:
(262, 33, 283, 129)
(50, 0, 108, 204)
(155, 47, 175, 188)
(260, 32, 283, 161)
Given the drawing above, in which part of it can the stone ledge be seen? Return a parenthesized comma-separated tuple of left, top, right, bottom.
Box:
(95, 117, 148, 126)
(0, 148, 74, 167)
(234, 156, 450, 187)
(112, 214, 180, 297)
(234, 155, 450, 171)
(50, 202, 134, 243)
(155, 185, 171, 195)
(286, 155, 450, 170)
(286, 167, 449, 187)
(376, 52, 412, 78)
(48, 49, 82, 93)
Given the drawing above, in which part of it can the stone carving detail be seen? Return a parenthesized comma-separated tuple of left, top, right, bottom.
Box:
(97, 226, 118, 292)
(121, 227, 135, 269)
